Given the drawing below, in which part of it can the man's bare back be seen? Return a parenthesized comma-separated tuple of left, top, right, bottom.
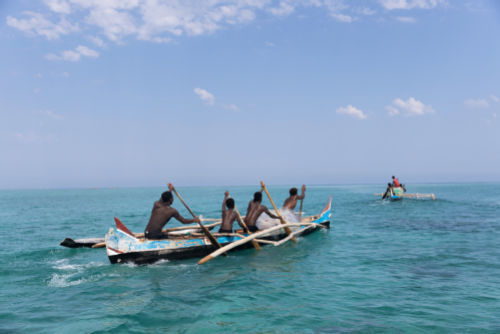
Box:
(144, 190, 198, 239)
(282, 185, 306, 210)
(219, 191, 243, 233)
(245, 191, 279, 231)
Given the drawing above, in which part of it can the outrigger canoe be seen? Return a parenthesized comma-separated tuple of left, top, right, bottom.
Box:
(105, 198, 332, 265)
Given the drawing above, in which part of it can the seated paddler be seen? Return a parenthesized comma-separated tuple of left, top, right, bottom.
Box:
(219, 191, 245, 234)
(244, 191, 280, 232)
(144, 186, 200, 239)
(283, 185, 306, 211)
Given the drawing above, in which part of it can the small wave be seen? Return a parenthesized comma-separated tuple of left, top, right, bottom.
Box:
(48, 273, 87, 287)
(51, 259, 106, 271)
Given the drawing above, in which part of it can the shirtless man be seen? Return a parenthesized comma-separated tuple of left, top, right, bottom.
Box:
(219, 191, 244, 233)
(144, 186, 200, 239)
(282, 185, 306, 210)
(244, 191, 280, 232)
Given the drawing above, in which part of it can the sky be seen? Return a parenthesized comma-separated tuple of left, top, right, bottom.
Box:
(1, 0, 500, 189)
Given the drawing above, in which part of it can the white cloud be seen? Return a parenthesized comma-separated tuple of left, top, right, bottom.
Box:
(87, 35, 106, 47)
(387, 97, 434, 116)
(330, 13, 354, 22)
(464, 98, 489, 109)
(43, 0, 72, 14)
(75, 45, 99, 57)
(379, 0, 446, 10)
(7, 0, 447, 48)
(356, 7, 376, 15)
(14, 132, 56, 143)
(46, 45, 99, 62)
(6, 11, 77, 40)
(194, 88, 216, 106)
(268, 1, 295, 16)
(490, 95, 499, 103)
(39, 110, 63, 119)
(222, 104, 240, 112)
(395, 16, 416, 23)
(336, 105, 367, 119)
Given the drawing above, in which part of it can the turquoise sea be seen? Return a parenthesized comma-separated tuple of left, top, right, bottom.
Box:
(1, 184, 499, 333)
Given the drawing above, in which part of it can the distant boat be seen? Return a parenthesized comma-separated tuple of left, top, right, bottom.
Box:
(374, 188, 436, 201)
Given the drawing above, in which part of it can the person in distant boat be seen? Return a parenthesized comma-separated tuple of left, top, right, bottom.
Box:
(392, 176, 401, 188)
(400, 183, 407, 192)
(144, 187, 200, 239)
(282, 185, 306, 210)
(244, 191, 280, 232)
(382, 183, 393, 199)
(219, 191, 245, 234)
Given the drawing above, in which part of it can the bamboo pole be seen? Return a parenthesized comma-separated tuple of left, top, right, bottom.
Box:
(198, 222, 319, 264)
(260, 181, 296, 242)
(298, 196, 304, 221)
(169, 183, 225, 254)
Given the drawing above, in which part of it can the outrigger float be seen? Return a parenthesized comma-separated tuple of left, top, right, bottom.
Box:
(375, 189, 436, 201)
(105, 198, 332, 265)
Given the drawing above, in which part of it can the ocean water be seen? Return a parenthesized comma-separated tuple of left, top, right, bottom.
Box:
(0, 184, 499, 333)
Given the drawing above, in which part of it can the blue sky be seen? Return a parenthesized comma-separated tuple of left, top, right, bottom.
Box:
(1, 0, 499, 188)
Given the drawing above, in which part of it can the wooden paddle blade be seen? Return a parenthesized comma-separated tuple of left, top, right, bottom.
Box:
(198, 255, 214, 265)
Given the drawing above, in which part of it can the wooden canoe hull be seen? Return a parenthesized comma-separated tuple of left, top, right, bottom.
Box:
(107, 221, 329, 265)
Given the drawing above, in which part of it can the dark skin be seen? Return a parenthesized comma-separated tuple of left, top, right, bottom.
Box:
(244, 197, 280, 229)
(219, 191, 244, 232)
(283, 185, 306, 210)
(144, 189, 200, 236)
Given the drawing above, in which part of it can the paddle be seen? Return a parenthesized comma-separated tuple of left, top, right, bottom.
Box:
(169, 183, 225, 254)
(260, 181, 296, 242)
(298, 196, 304, 221)
(233, 205, 261, 251)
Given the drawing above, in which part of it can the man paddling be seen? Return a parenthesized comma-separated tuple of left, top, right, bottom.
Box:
(283, 185, 306, 210)
(244, 191, 280, 232)
(219, 191, 245, 233)
(144, 186, 200, 239)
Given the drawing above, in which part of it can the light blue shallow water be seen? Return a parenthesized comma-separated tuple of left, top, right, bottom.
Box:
(1, 184, 499, 333)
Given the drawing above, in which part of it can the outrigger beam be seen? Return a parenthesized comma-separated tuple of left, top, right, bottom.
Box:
(198, 222, 324, 265)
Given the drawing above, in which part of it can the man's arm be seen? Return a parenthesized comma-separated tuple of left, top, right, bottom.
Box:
(298, 184, 306, 200)
(263, 206, 280, 220)
(222, 191, 229, 213)
(234, 212, 246, 230)
(172, 209, 200, 224)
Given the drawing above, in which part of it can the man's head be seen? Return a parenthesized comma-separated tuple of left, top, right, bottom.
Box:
(388, 183, 392, 187)
(392, 176, 395, 179)
(253, 192, 262, 203)
(226, 198, 235, 209)
(161, 191, 173, 204)
(289, 187, 298, 196)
